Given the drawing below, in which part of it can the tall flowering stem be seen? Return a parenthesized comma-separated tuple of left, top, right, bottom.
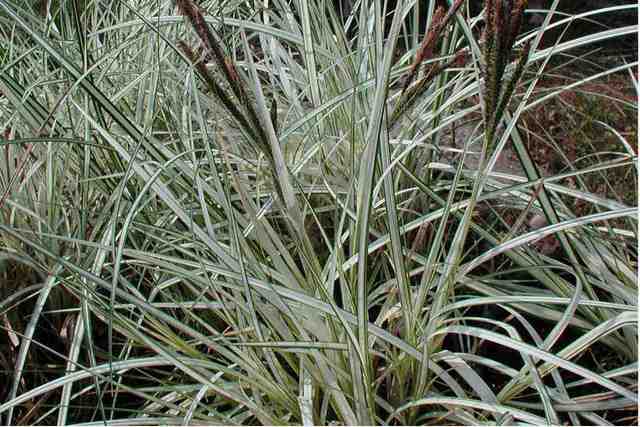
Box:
(401, 0, 465, 92)
(481, 0, 530, 152)
(392, 50, 468, 123)
(175, 0, 272, 160)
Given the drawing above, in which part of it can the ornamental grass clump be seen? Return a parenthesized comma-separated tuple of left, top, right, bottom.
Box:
(0, 0, 637, 425)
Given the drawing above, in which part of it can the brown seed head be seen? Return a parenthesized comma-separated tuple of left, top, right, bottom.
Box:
(224, 57, 239, 82)
(509, 0, 529, 45)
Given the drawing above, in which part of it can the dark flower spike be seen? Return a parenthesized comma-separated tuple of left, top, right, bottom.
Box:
(392, 49, 469, 123)
(177, 41, 264, 157)
(442, 0, 466, 26)
(429, 0, 466, 58)
(482, 0, 498, 122)
(502, 0, 515, 51)
(176, 0, 270, 155)
(492, 40, 531, 136)
(484, 0, 496, 60)
(509, 0, 529, 48)
(480, 0, 531, 151)
(492, 0, 506, 79)
(402, 0, 465, 92)
(402, 5, 445, 92)
(270, 98, 278, 136)
(496, 0, 513, 85)
(175, 0, 231, 90)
